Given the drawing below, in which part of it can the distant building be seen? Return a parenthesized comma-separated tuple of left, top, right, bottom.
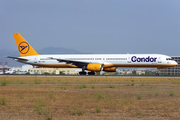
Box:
(136, 71, 145, 75)
(0, 62, 3, 74)
(126, 71, 132, 75)
(22, 65, 33, 71)
(29, 68, 79, 75)
(160, 56, 180, 76)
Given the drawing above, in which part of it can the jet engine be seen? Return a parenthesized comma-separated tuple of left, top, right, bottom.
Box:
(86, 63, 103, 72)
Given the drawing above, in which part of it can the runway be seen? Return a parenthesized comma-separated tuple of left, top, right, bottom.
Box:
(0, 74, 180, 78)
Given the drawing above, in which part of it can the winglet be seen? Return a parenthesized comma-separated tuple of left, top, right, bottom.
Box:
(13, 33, 40, 57)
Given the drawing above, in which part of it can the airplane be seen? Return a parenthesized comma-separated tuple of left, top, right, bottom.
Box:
(6, 33, 177, 75)
(5, 67, 15, 74)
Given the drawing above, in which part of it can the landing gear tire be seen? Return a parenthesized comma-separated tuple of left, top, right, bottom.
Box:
(88, 72, 95, 75)
(155, 70, 160, 76)
(79, 72, 86, 75)
(155, 73, 159, 76)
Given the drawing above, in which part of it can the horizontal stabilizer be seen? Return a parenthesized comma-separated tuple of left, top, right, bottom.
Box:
(6, 56, 28, 61)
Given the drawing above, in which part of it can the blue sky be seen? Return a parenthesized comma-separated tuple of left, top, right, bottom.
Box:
(1, 0, 180, 55)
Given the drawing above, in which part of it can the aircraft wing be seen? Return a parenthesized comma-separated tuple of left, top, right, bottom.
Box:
(50, 57, 90, 67)
(6, 56, 28, 61)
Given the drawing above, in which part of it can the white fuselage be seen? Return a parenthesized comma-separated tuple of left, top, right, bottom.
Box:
(17, 54, 177, 69)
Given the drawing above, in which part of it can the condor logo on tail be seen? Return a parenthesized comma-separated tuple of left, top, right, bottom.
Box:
(18, 42, 29, 54)
(13, 33, 39, 57)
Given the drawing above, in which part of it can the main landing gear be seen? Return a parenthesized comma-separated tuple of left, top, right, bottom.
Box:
(79, 66, 95, 75)
(79, 66, 87, 75)
(79, 71, 95, 75)
(79, 71, 86, 75)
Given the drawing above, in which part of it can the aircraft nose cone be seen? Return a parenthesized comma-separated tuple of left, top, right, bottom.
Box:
(174, 61, 178, 66)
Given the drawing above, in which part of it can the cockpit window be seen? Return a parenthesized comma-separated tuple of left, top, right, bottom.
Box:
(166, 58, 173, 60)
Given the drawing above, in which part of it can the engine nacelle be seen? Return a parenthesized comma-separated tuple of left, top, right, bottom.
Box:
(86, 63, 102, 72)
(103, 67, 116, 72)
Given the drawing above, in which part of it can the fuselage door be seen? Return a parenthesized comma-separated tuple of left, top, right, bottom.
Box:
(128, 56, 131, 63)
(34, 57, 37, 63)
(158, 57, 162, 63)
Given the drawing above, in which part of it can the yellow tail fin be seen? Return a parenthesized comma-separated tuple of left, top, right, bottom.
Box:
(13, 33, 40, 57)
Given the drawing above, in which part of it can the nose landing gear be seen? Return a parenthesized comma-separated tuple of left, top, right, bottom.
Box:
(155, 70, 160, 76)
(155, 73, 159, 76)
